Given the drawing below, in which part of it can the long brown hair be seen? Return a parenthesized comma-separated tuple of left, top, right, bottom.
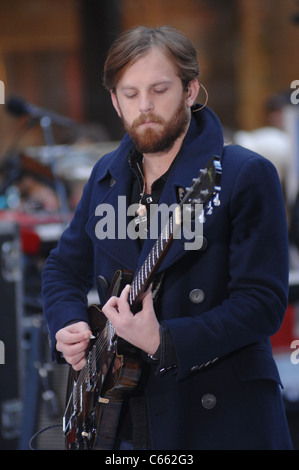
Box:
(103, 26, 200, 92)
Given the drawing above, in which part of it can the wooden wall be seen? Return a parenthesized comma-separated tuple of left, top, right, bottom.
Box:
(237, 0, 299, 130)
(0, 0, 83, 154)
(121, 0, 299, 131)
(0, 0, 298, 157)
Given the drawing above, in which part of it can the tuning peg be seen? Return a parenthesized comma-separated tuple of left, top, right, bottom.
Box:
(198, 211, 205, 224)
(206, 201, 213, 215)
(213, 193, 220, 206)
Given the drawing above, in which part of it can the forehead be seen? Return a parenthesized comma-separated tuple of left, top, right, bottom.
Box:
(117, 47, 180, 89)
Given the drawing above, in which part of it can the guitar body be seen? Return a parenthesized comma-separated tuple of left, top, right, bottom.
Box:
(64, 270, 142, 450)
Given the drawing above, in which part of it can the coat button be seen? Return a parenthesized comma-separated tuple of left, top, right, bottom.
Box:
(201, 393, 217, 410)
(189, 289, 205, 304)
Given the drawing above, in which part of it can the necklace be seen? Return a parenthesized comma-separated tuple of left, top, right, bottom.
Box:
(135, 161, 149, 230)
(136, 161, 147, 218)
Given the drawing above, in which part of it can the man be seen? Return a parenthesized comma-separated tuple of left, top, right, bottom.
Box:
(42, 26, 293, 450)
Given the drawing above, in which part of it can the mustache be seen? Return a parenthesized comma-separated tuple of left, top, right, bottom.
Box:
(132, 113, 166, 129)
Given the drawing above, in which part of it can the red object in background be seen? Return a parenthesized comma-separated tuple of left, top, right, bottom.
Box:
(271, 305, 296, 351)
(0, 209, 64, 254)
(20, 226, 41, 254)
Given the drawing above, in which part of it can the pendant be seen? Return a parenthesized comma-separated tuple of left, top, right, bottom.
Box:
(135, 204, 147, 228)
(136, 204, 147, 217)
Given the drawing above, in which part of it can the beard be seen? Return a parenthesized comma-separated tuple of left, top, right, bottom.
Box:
(120, 95, 190, 154)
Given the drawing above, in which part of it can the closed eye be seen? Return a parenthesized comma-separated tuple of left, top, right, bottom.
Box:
(153, 87, 167, 94)
(125, 92, 138, 99)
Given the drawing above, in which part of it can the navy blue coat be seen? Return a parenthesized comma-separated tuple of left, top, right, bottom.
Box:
(42, 106, 293, 449)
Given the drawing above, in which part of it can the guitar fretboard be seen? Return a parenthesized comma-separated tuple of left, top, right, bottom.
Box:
(129, 213, 175, 308)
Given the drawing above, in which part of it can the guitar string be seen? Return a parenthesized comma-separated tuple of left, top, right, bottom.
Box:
(73, 328, 109, 394)
(130, 214, 173, 303)
(70, 335, 109, 413)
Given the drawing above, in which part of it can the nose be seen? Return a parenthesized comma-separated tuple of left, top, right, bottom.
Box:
(139, 92, 153, 113)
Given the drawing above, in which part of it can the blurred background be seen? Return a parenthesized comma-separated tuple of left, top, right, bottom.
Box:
(0, 0, 298, 450)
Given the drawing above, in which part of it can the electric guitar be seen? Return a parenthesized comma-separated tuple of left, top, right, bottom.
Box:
(63, 155, 222, 450)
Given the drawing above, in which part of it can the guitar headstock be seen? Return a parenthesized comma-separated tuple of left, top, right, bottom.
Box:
(180, 155, 222, 215)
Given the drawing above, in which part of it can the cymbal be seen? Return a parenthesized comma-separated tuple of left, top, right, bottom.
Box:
(23, 141, 119, 181)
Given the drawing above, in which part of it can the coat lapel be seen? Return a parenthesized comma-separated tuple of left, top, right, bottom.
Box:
(86, 138, 141, 272)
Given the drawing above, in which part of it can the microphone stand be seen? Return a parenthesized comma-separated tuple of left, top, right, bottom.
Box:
(0, 118, 39, 194)
(39, 116, 70, 227)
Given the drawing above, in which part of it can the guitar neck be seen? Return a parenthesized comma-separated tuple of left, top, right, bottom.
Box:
(129, 210, 178, 311)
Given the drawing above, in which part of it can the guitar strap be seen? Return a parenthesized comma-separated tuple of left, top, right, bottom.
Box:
(93, 402, 123, 450)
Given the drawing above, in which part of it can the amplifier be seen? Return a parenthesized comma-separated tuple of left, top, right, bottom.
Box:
(0, 221, 24, 450)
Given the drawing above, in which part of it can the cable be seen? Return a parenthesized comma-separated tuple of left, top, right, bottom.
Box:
(28, 424, 63, 450)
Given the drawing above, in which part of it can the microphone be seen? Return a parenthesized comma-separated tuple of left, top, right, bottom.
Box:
(6, 95, 76, 128)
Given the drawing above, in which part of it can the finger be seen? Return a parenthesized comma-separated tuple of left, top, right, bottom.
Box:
(120, 284, 131, 299)
(56, 322, 91, 343)
(66, 322, 92, 340)
(102, 285, 130, 317)
(117, 285, 132, 314)
(141, 285, 154, 310)
(57, 331, 91, 348)
(103, 294, 120, 311)
(72, 361, 86, 371)
(67, 354, 87, 371)
(102, 297, 120, 322)
(56, 337, 89, 356)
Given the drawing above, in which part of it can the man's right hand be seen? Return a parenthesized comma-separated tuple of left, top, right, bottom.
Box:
(55, 321, 92, 370)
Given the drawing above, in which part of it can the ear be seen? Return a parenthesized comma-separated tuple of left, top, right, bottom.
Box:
(110, 90, 122, 117)
(186, 79, 200, 107)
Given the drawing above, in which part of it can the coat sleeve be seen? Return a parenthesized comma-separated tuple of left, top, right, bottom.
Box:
(164, 151, 289, 381)
(42, 169, 97, 361)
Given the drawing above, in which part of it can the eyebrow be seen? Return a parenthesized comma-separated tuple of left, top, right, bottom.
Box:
(120, 80, 173, 91)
